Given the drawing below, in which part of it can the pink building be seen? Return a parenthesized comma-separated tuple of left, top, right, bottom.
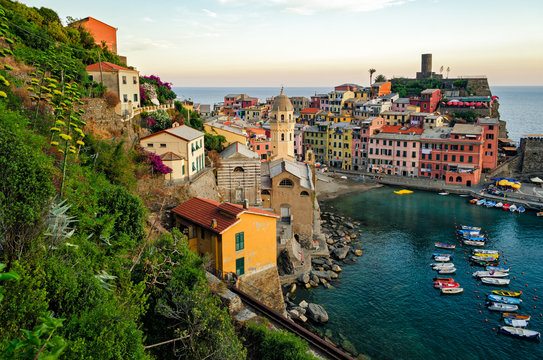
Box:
(294, 124, 310, 161)
(367, 125, 424, 176)
(352, 117, 385, 170)
(410, 89, 442, 113)
(391, 98, 411, 112)
(477, 118, 499, 170)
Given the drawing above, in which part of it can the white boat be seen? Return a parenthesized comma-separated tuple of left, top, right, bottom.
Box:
(441, 287, 463, 294)
(438, 267, 456, 274)
(476, 199, 486, 206)
(461, 225, 482, 231)
(430, 262, 455, 268)
(488, 302, 518, 312)
(438, 192, 449, 195)
(509, 204, 518, 212)
(504, 318, 528, 328)
(495, 202, 504, 208)
(463, 240, 485, 246)
(517, 206, 526, 213)
(500, 326, 541, 341)
(473, 271, 509, 278)
(470, 255, 498, 262)
(537, 211, 543, 217)
(473, 249, 499, 255)
(434, 256, 451, 262)
(481, 277, 510, 286)
(486, 266, 510, 272)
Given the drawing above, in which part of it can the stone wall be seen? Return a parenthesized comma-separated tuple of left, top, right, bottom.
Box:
(238, 265, 286, 315)
(187, 169, 221, 202)
(520, 138, 543, 178)
(488, 155, 522, 180)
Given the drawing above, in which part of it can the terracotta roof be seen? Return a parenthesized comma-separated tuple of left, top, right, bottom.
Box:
(139, 125, 204, 142)
(301, 108, 321, 115)
(380, 125, 424, 135)
(171, 197, 278, 234)
(86, 61, 135, 72)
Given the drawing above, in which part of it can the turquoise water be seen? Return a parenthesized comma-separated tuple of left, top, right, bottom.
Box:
(294, 188, 543, 359)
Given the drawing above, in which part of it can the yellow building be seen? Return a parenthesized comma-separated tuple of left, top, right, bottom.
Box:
(327, 122, 356, 170)
(172, 197, 279, 279)
(204, 121, 248, 146)
(381, 110, 414, 126)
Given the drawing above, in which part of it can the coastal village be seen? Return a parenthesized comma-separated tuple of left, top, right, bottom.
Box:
(1, 2, 543, 360)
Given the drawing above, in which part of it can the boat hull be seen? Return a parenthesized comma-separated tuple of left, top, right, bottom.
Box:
(441, 288, 463, 294)
(500, 326, 541, 341)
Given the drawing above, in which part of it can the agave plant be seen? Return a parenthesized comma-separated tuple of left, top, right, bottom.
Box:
(95, 270, 117, 292)
(44, 199, 77, 248)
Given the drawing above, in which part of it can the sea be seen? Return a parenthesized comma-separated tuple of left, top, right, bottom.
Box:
(171, 86, 543, 358)
(172, 86, 543, 143)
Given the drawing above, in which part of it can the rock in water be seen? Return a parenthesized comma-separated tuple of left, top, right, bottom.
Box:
(332, 246, 351, 260)
(298, 273, 310, 284)
(345, 222, 355, 229)
(307, 303, 329, 323)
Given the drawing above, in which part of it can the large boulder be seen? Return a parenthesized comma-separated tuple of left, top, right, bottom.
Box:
(306, 303, 329, 323)
(311, 270, 332, 281)
(277, 249, 294, 275)
(298, 273, 310, 284)
(332, 246, 351, 260)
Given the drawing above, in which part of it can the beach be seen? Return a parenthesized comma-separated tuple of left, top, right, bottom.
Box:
(316, 173, 383, 201)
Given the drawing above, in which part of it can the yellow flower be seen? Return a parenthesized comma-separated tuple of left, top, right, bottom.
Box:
(58, 149, 64, 154)
(50, 127, 61, 132)
(69, 149, 76, 154)
(77, 140, 85, 146)
(53, 90, 62, 95)
(0, 91, 7, 98)
(51, 141, 59, 146)
(56, 120, 66, 126)
(59, 134, 72, 141)
(26, 87, 35, 92)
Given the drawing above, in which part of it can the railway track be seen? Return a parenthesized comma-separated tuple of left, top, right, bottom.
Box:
(231, 287, 354, 360)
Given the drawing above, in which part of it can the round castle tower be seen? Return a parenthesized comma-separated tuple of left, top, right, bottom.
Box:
(269, 88, 295, 161)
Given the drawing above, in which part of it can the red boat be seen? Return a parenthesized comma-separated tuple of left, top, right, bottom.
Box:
(502, 203, 511, 211)
(434, 282, 460, 289)
(433, 277, 455, 283)
(470, 198, 479, 204)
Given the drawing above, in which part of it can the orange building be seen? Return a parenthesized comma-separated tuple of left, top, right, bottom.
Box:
(172, 197, 279, 279)
(371, 81, 392, 98)
(73, 17, 118, 54)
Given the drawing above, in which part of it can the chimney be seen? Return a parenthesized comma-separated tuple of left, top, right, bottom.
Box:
(243, 199, 249, 209)
(211, 219, 217, 229)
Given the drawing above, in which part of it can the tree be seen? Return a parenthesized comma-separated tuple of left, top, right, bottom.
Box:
(368, 68, 376, 85)
(446, 66, 450, 79)
(374, 74, 387, 83)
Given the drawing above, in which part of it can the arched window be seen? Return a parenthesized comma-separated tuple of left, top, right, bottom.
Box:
(449, 176, 453, 182)
(300, 191, 309, 197)
(281, 114, 285, 121)
(456, 176, 462, 183)
(279, 178, 294, 187)
(290, 133, 292, 141)
(261, 190, 270, 195)
(281, 133, 285, 141)
(289, 114, 292, 120)
(233, 166, 244, 173)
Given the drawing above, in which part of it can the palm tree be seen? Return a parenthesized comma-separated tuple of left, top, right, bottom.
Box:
(374, 74, 387, 83)
(440, 65, 444, 75)
(368, 68, 376, 85)
(446, 67, 450, 79)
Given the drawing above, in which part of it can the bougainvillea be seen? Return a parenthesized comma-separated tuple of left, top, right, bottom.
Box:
(146, 152, 172, 174)
(139, 74, 176, 105)
(141, 75, 172, 90)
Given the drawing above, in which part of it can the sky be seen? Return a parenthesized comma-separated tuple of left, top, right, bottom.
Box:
(21, 0, 543, 87)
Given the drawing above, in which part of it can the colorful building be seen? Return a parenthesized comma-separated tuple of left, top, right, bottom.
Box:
(328, 91, 354, 114)
(172, 197, 279, 278)
(327, 122, 356, 170)
(410, 89, 442, 113)
(73, 17, 118, 54)
(289, 96, 310, 114)
(310, 94, 329, 111)
(352, 116, 385, 170)
(303, 121, 332, 163)
(371, 81, 392, 98)
(299, 108, 321, 125)
(381, 110, 414, 126)
(204, 121, 248, 146)
(477, 118, 499, 170)
(367, 125, 424, 176)
(334, 83, 362, 92)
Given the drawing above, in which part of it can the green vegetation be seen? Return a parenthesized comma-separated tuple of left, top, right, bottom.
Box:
(391, 78, 444, 97)
(374, 74, 387, 83)
(450, 110, 479, 123)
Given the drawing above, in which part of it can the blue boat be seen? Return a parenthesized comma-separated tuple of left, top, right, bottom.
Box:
(485, 201, 497, 208)
(457, 229, 480, 235)
(463, 235, 486, 241)
(486, 266, 510, 272)
(499, 326, 541, 341)
(433, 253, 453, 258)
(517, 206, 526, 213)
(488, 294, 522, 305)
(461, 225, 481, 231)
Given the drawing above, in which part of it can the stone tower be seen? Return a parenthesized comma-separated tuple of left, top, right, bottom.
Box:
(270, 88, 295, 161)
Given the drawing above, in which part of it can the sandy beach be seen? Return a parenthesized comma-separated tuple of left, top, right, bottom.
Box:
(316, 173, 382, 201)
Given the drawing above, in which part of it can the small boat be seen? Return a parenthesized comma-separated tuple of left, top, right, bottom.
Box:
(463, 240, 486, 247)
(499, 326, 540, 341)
(394, 189, 413, 195)
(537, 211, 543, 217)
(503, 313, 531, 320)
(481, 277, 510, 286)
(435, 243, 456, 249)
(487, 294, 522, 305)
(470, 198, 479, 204)
(433, 277, 455, 283)
(461, 225, 481, 231)
(485, 201, 496, 208)
(486, 266, 510, 273)
(458, 229, 481, 236)
(431, 262, 455, 268)
(495, 202, 504, 208)
(473, 271, 508, 278)
(438, 267, 456, 274)
(509, 204, 518, 212)
(476, 199, 486, 206)
(517, 206, 525, 213)
(472, 252, 499, 259)
(487, 302, 519, 312)
(463, 235, 486, 241)
(460, 194, 470, 197)
(473, 249, 499, 255)
(502, 203, 511, 211)
(433, 253, 453, 257)
(434, 282, 460, 289)
(434, 256, 451, 262)
(438, 192, 449, 195)
(441, 287, 463, 294)
(471, 255, 499, 262)
(492, 290, 522, 297)
(471, 259, 499, 267)
(503, 318, 529, 328)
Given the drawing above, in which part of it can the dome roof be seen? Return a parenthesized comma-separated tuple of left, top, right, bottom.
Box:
(272, 89, 294, 112)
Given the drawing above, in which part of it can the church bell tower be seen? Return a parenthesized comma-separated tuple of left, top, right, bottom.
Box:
(269, 88, 295, 161)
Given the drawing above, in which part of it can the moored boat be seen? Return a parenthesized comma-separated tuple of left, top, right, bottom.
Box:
(435, 243, 456, 249)
(394, 189, 413, 195)
(486, 266, 510, 273)
(438, 192, 449, 195)
(492, 290, 521, 297)
(476, 199, 486, 206)
(537, 211, 543, 217)
(509, 204, 518, 212)
(503, 313, 531, 320)
(485, 201, 496, 208)
(487, 302, 519, 312)
(495, 202, 503, 208)
(517, 206, 525, 213)
(433, 253, 453, 257)
(463, 240, 486, 247)
(504, 318, 529, 327)
(461, 225, 481, 231)
(471, 259, 499, 267)
(433, 277, 455, 282)
(470, 255, 500, 262)
(502, 203, 511, 211)
(441, 287, 463, 294)
(434, 282, 460, 289)
(438, 267, 456, 274)
(473, 249, 499, 255)
(434, 256, 451, 262)
(499, 326, 540, 341)
(470, 198, 479, 204)
(487, 294, 522, 305)
(481, 277, 510, 286)
(472, 252, 499, 259)
(472, 271, 508, 278)
(458, 229, 481, 236)
(463, 234, 486, 241)
(431, 262, 455, 268)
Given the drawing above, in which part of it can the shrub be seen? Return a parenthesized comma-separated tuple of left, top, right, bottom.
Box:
(104, 91, 120, 107)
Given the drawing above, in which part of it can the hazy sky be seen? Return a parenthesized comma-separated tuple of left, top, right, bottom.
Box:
(22, 0, 543, 87)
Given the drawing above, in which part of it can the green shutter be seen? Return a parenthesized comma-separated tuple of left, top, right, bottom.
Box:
(236, 257, 244, 276)
(235, 232, 244, 251)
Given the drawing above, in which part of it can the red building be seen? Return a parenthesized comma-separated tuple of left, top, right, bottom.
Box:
(371, 82, 391, 98)
(334, 83, 361, 92)
(419, 124, 486, 186)
(72, 17, 118, 54)
(477, 118, 499, 170)
(410, 89, 442, 113)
